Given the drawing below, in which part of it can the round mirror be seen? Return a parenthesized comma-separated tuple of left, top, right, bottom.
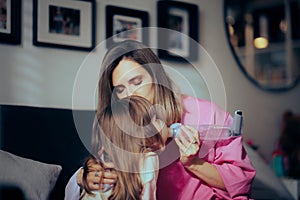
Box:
(224, 0, 300, 91)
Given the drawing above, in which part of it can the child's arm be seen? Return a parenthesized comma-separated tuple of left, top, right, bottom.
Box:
(140, 153, 159, 200)
(141, 176, 157, 200)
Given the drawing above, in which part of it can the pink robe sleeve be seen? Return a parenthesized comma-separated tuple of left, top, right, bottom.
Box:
(213, 136, 256, 198)
(181, 96, 256, 199)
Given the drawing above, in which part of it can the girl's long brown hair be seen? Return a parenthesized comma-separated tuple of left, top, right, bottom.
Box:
(97, 40, 182, 126)
(92, 96, 165, 200)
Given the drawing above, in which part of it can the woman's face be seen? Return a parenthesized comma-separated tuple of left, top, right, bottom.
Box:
(112, 58, 155, 103)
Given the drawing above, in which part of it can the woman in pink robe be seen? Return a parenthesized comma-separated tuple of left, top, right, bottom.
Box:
(65, 40, 256, 200)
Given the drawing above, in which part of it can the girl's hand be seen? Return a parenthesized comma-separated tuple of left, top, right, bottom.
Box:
(174, 125, 200, 166)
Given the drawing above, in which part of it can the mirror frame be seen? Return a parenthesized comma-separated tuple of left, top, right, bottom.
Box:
(223, 0, 300, 92)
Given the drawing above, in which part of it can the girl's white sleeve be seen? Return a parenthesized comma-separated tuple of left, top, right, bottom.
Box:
(140, 153, 159, 200)
(64, 168, 81, 200)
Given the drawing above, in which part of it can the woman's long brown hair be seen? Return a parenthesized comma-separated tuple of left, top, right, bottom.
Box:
(92, 96, 165, 200)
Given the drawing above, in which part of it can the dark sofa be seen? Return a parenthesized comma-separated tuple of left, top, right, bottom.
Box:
(0, 104, 95, 199)
(1, 104, 297, 200)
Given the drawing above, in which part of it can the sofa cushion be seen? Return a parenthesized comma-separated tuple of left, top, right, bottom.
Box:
(0, 105, 93, 199)
(0, 150, 62, 200)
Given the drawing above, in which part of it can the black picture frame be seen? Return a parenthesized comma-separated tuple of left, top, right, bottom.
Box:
(291, 1, 300, 40)
(157, 1, 199, 61)
(106, 5, 149, 48)
(33, 0, 96, 51)
(0, 0, 21, 45)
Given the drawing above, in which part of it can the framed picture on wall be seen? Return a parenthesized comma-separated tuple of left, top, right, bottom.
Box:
(291, 0, 300, 40)
(157, 1, 199, 61)
(33, 0, 95, 51)
(106, 5, 149, 48)
(0, 0, 21, 45)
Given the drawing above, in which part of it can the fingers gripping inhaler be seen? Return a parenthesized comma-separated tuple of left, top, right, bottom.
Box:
(170, 110, 243, 138)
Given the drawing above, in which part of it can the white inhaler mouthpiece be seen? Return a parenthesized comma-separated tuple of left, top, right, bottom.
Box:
(170, 123, 182, 138)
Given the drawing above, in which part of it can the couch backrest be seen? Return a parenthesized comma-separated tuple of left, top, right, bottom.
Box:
(0, 105, 94, 200)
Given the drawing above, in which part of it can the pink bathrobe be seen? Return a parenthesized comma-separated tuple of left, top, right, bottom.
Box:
(64, 96, 256, 200)
(156, 96, 256, 199)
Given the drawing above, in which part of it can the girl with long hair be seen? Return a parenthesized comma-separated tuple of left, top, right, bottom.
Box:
(80, 96, 166, 200)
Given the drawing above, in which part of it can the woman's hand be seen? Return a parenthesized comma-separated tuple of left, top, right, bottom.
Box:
(98, 147, 118, 188)
(101, 162, 117, 187)
(174, 125, 226, 190)
(76, 148, 118, 191)
(174, 125, 200, 166)
(82, 162, 104, 190)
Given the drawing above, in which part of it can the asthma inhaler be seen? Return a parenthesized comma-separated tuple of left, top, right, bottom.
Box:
(170, 110, 243, 138)
(231, 110, 243, 136)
